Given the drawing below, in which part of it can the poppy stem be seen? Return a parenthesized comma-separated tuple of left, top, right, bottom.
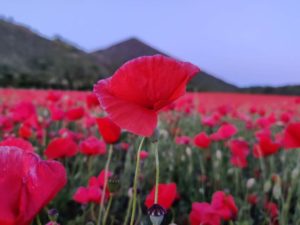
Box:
(97, 144, 113, 225)
(154, 141, 160, 204)
(129, 136, 146, 225)
(102, 195, 113, 225)
(123, 195, 133, 225)
(36, 215, 42, 225)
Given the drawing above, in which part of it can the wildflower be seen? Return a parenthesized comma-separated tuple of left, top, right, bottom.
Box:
(94, 55, 199, 136)
(0, 146, 66, 225)
(96, 117, 121, 144)
(145, 183, 177, 210)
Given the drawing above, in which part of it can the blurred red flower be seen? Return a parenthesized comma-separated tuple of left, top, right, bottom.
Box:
(140, 150, 149, 160)
(11, 101, 36, 122)
(189, 202, 221, 225)
(49, 106, 65, 121)
(229, 139, 249, 168)
(194, 132, 211, 149)
(211, 123, 237, 141)
(175, 135, 191, 145)
(79, 136, 106, 156)
(73, 170, 112, 204)
(253, 136, 280, 158)
(65, 107, 85, 121)
(86, 92, 100, 108)
(0, 146, 66, 225)
(96, 117, 121, 144)
(94, 55, 199, 136)
(45, 137, 78, 159)
(265, 201, 279, 225)
(145, 183, 177, 209)
(283, 122, 300, 149)
(73, 186, 103, 204)
(0, 137, 34, 152)
(247, 194, 258, 205)
(211, 191, 238, 221)
(18, 123, 32, 139)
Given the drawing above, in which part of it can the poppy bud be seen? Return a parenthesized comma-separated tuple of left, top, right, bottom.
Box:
(147, 204, 167, 225)
(108, 175, 121, 194)
(246, 178, 256, 189)
(48, 208, 59, 222)
(292, 168, 300, 179)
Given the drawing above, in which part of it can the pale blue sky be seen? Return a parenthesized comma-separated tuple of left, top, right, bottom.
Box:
(1, 0, 300, 87)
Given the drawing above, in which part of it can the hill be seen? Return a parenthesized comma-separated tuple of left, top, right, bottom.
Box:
(0, 18, 299, 95)
(91, 38, 238, 92)
(0, 19, 108, 89)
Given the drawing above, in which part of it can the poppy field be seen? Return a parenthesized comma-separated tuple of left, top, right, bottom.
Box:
(1, 55, 300, 225)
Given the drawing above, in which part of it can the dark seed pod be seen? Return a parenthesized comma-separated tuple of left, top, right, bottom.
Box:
(147, 204, 167, 225)
(108, 175, 121, 193)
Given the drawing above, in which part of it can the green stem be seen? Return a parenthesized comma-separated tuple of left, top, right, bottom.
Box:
(97, 144, 113, 225)
(129, 137, 146, 225)
(154, 142, 160, 204)
(36, 215, 42, 225)
(87, 156, 93, 176)
(103, 195, 113, 225)
(123, 196, 133, 225)
(234, 168, 240, 196)
(91, 203, 96, 221)
(259, 157, 267, 180)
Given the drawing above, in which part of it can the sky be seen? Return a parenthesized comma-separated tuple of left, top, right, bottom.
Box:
(1, 0, 300, 87)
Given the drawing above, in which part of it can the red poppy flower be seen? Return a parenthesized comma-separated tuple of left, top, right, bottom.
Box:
(65, 107, 85, 121)
(253, 136, 280, 158)
(194, 132, 211, 149)
(280, 112, 291, 123)
(175, 136, 191, 145)
(211, 191, 238, 221)
(255, 129, 271, 140)
(93, 55, 199, 137)
(265, 201, 279, 225)
(45, 137, 78, 159)
(86, 92, 100, 108)
(201, 113, 221, 127)
(229, 139, 249, 168)
(0, 137, 34, 152)
(0, 116, 14, 132)
(247, 194, 258, 205)
(18, 123, 32, 139)
(79, 136, 106, 156)
(97, 170, 113, 189)
(145, 183, 177, 209)
(11, 101, 36, 122)
(0, 146, 66, 225)
(49, 106, 65, 121)
(96, 117, 121, 144)
(189, 202, 221, 225)
(46, 91, 62, 102)
(215, 123, 238, 140)
(140, 150, 149, 160)
(282, 122, 300, 149)
(73, 186, 103, 204)
(74, 170, 112, 205)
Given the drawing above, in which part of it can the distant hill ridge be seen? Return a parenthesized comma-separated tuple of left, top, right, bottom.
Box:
(0, 18, 299, 95)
